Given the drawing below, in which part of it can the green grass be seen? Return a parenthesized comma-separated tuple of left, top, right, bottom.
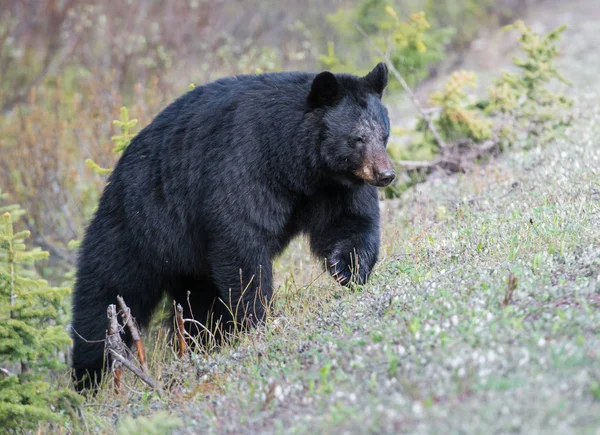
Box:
(75, 93, 600, 434)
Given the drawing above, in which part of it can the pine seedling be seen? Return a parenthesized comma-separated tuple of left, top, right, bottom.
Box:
(85, 106, 138, 175)
(0, 207, 79, 430)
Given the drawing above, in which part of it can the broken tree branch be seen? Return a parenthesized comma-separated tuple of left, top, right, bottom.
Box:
(106, 304, 126, 394)
(107, 303, 161, 392)
(117, 295, 148, 373)
(393, 139, 499, 172)
(354, 23, 448, 151)
(24, 218, 76, 266)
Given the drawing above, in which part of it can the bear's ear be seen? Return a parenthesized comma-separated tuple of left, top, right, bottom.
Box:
(364, 62, 388, 97)
(308, 71, 339, 106)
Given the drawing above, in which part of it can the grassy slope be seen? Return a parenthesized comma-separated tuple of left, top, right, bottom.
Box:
(174, 111, 599, 435)
(93, 90, 600, 435)
(83, 3, 600, 433)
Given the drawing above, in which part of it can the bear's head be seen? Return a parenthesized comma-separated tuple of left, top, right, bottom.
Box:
(308, 62, 395, 188)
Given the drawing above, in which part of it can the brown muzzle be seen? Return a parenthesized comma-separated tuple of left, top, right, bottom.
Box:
(354, 146, 396, 187)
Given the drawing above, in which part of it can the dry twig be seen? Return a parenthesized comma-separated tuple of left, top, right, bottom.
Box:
(394, 158, 442, 169)
(116, 295, 148, 373)
(394, 140, 499, 172)
(175, 302, 187, 358)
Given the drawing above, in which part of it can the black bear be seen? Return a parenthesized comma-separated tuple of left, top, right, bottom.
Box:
(71, 62, 395, 390)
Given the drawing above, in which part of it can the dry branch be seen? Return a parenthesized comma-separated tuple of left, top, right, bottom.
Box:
(106, 303, 161, 392)
(106, 304, 126, 394)
(354, 23, 448, 150)
(117, 295, 148, 373)
(175, 302, 187, 358)
(394, 140, 499, 173)
(1, 35, 80, 114)
(21, 219, 77, 266)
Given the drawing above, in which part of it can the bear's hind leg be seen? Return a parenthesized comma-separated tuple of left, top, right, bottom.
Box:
(71, 267, 165, 392)
(167, 276, 234, 347)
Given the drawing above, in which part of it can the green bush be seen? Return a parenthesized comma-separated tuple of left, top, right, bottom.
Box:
(485, 20, 573, 147)
(320, 0, 533, 87)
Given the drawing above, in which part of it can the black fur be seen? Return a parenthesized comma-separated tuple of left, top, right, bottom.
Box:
(71, 64, 392, 390)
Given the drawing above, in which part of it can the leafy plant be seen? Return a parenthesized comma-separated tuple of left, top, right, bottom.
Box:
(379, 8, 453, 87)
(429, 71, 493, 143)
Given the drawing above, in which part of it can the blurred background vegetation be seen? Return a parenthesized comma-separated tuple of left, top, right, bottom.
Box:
(0, 0, 544, 262)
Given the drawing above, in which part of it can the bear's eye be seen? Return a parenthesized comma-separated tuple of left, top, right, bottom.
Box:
(352, 136, 366, 145)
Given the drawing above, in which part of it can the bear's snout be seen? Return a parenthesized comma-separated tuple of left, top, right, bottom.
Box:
(354, 145, 395, 187)
(374, 169, 395, 187)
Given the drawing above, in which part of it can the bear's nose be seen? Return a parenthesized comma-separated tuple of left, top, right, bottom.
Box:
(376, 170, 396, 187)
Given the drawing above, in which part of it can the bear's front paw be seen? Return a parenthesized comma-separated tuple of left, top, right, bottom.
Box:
(328, 258, 353, 287)
(327, 247, 368, 287)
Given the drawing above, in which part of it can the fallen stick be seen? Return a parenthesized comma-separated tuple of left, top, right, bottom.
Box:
(503, 271, 518, 307)
(354, 23, 448, 151)
(117, 295, 148, 373)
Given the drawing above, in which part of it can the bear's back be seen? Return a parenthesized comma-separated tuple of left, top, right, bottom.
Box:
(101, 72, 321, 258)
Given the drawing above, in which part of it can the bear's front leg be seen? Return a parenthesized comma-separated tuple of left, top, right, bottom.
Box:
(326, 238, 376, 285)
(308, 187, 381, 287)
(321, 224, 380, 286)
